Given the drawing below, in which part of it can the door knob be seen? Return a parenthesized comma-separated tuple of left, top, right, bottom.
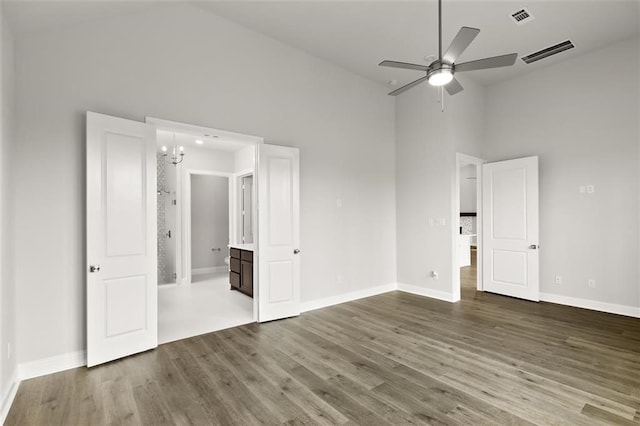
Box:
(89, 265, 101, 273)
(529, 245, 539, 250)
(293, 249, 300, 254)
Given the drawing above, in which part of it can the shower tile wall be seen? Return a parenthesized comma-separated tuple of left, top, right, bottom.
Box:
(460, 216, 475, 234)
(157, 154, 176, 284)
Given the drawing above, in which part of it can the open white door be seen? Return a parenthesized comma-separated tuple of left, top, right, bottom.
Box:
(86, 112, 158, 367)
(257, 144, 300, 322)
(482, 156, 539, 301)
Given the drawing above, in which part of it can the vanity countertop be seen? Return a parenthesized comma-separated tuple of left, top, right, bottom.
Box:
(460, 233, 477, 237)
(228, 243, 254, 251)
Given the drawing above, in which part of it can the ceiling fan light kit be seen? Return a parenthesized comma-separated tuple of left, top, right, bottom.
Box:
(427, 63, 454, 86)
(379, 0, 518, 100)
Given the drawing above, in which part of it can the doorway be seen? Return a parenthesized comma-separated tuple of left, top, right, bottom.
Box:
(86, 112, 301, 366)
(150, 120, 258, 344)
(453, 153, 483, 301)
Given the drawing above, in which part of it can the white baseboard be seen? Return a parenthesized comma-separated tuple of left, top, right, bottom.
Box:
(192, 266, 227, 275)
(540, 293, 640, 318)
(0, 370, 19, 425)
(397, 282, 457, 302)
(18, 350, 86, 381)
(301, 283, 397, 313)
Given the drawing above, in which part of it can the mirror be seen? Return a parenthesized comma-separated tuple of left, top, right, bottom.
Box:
(241, 174, 253, 244)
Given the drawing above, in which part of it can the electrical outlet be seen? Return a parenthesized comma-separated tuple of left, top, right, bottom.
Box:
(431, 270, 439, 280)
(586, 185, 595, 194)
(579, 186, 586, 194)
(555, 275, 562, 285)
(588, 279, 596, 288)
(337, 274, 344, 284)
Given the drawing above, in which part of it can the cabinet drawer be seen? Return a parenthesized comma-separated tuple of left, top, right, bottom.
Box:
(229, 271, 240, 288)
(241, 250, 253, 262)
(230, 248, 241, 259)
(230, 257, 241, 273)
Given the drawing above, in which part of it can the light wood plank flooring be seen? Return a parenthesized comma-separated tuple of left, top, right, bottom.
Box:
(6, 274, 640, 424)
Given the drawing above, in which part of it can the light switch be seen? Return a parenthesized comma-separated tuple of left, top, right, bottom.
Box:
(586, 185, 594, 194)
(579, 186, 586, 194)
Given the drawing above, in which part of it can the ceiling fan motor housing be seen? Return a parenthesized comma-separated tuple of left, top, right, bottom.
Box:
(427, 61, 454, 86)
(427, 61, 453, 76)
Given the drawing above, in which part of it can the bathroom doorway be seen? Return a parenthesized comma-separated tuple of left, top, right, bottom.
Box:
(151, 120, 258, 344)
(86, 112, 300, 365)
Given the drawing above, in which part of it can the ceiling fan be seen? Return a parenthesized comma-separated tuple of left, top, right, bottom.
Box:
(379, 0, 518, 96)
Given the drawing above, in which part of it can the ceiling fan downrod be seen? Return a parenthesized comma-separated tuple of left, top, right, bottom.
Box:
(438, 0, 442, 61)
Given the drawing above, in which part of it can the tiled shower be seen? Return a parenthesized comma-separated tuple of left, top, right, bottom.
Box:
(157, 153, 177, 285)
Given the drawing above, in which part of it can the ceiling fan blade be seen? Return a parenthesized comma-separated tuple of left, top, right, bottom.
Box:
(379, 60, 429, 71)
(445, 77, 464, 96)
(455, 53, 518, 72)
(388, 76, 429, 96)
(442, 27, 480, 64)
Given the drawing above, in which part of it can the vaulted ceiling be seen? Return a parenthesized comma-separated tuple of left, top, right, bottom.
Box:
(4, 1, 639, 88)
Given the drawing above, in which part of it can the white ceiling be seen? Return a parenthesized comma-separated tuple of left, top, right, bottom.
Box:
(196, 0, 639, 87)
(4, 0, 639, 88)
(157, 129, 250, 153)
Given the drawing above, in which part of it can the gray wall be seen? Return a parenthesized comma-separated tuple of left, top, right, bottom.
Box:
(191, 175, 229, 269)
(0, 7, 17, 410)
(12, 4, 396, 364)
(395, 35, 640, 312)
(395, 76, 485, 297)
(483, 37, 640, 308)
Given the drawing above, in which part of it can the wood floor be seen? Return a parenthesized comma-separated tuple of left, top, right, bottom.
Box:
(7, 261, 640, 424)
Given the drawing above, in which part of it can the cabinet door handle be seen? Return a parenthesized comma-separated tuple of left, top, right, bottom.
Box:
(293, 249, 300, 254)
(529, 244, 539, 250)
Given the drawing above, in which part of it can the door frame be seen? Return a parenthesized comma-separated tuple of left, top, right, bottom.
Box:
(184, 169, 233, 285)
(452, 153, 484, 301)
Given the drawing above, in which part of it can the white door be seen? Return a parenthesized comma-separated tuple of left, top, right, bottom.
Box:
(482, 156, 539, 301)
(257, 144, 300, 322)
(86, 112, 158, 367)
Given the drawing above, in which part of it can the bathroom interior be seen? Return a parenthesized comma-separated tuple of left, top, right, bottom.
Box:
(155, 128, 256, 344)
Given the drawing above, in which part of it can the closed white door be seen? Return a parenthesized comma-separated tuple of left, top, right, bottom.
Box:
(86, 112, 158, 367)
(482, 156, 539, 301)
(257, 144, 300, 322)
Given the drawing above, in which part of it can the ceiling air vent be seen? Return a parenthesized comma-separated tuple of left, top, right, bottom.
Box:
(510, 8, 535, 25)
(521, 40, 575, 64)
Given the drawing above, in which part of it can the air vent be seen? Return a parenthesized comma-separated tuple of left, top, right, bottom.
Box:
(510, 8, 535, 25)
(521, 40, 575, 64)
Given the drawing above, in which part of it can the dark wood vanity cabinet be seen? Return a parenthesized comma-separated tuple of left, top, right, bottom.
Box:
(229, 247, 253, 298)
